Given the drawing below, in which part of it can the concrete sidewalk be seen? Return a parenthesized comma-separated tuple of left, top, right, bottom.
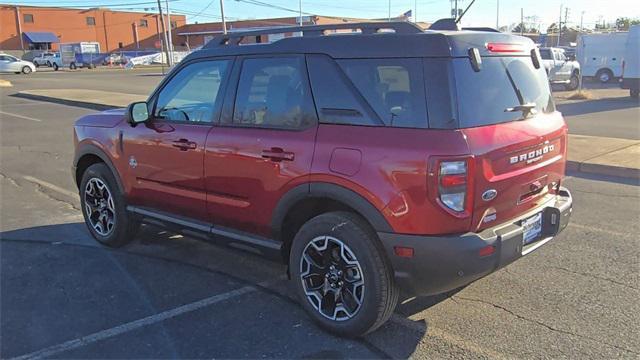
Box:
(14, 89, 640, 179)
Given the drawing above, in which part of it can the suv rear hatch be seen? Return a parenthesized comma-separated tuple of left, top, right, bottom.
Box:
(452, 43, 567, 232)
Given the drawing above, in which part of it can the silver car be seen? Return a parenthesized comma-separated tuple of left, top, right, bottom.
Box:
(0, 54, 37, 74)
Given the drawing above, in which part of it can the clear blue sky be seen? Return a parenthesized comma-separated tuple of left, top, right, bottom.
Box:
(7, 0, 640, 31)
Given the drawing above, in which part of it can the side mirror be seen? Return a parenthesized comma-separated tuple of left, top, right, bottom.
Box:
(126, 101, 149, 126)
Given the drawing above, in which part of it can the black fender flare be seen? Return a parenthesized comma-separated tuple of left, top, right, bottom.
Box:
(271, 182, 393, 239)
(74, 143, 125, 194)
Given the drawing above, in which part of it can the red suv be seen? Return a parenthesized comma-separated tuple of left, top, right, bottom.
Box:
(73, 21, 573, 337)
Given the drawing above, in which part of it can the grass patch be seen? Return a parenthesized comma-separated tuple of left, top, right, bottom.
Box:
(566, 90, 593, 100)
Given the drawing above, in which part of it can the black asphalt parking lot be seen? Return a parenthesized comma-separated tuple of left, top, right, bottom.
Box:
(1, 69, 639, 359)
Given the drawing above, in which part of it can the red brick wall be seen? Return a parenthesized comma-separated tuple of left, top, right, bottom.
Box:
(0, 5, 185, 52)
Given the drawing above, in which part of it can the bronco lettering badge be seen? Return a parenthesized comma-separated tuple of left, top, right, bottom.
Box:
(509, 143, 554, 165)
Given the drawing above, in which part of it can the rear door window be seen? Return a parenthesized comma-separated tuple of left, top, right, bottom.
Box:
(338, 58, 428, 128)
(233, 57, 316, 129)
(453, 56, 555, 128)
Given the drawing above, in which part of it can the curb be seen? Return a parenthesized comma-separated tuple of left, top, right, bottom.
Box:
(0, 79, 12, 87)
(11, 93, 118, 111)
(566, 160, 640, 180)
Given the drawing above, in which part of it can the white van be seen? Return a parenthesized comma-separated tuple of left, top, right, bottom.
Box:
(622, 25, 639, 98)
(576, 32, 628, 83)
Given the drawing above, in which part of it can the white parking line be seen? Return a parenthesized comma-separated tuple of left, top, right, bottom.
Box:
(22, 176, 78, 199)
(11, 283, 266, 360)
(0, 110, 42, 122)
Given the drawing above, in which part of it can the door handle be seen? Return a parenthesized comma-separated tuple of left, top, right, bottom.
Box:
(261, 147, 294, 162)
(172, 139, 197, 151)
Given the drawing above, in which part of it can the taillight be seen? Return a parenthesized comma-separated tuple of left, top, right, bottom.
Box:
(429, 157, 475, 218)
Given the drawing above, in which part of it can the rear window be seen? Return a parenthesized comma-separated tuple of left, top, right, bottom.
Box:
(453, 57, 554, 128)
(539, 49, 552, 60)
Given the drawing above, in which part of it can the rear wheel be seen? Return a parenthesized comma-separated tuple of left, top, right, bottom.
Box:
(80, 163, 139, 247)
(46, 61, 52, 67)
(632, 89, 640, 99)
(595, 68, 613, 83)
(21, 66, 32, 74)
(53, 63, 59, 71)
(289, 211, 398, 337)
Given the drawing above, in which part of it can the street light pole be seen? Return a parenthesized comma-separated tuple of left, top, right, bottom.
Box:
(388, 0, 391, 22)
(156, 0, 170, 66)
(220, 0, 227, 34)
(165, 0, 173, 66)
(496, 0, 499, 29)
(299, 0, 302, 25)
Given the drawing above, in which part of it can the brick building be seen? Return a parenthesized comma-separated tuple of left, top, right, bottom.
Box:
(175, 15, 430, 49)
(0, 4, 186, 52)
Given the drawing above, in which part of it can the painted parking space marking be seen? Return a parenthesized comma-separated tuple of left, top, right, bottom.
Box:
(11, 281, 274, 360)
(23, 176, 78, 199)
(0, 110, 42, 122)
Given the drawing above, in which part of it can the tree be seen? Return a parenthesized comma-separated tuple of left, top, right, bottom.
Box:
(616, 17, 640, 30)
(547, 22, 558, 33)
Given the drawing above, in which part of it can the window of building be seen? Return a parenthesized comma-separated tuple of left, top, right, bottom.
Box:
(155, 60, 231, 123)
(338, 58, 428, 128)
(23, 14, 34, 23)
(232, 57, 316, 129)
(171, 21, 177, 28)
(86, 17, 96, 25)
(139, 19, 148, 27)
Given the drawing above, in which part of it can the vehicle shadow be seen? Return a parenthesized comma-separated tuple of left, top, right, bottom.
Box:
(1, 222, 458, 358)
(556, 95, 639, 117)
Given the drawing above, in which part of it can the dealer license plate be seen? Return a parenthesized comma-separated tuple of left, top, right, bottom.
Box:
(522, 212, 543, 245)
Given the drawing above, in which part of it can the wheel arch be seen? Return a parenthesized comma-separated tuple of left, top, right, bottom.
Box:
(74, 144, 124, 194)
(272, 182, 393, 260)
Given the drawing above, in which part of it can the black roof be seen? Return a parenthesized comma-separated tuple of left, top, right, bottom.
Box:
(187, 21, 536, 61)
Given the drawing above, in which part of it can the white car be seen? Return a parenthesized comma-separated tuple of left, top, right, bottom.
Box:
(0, 54, 37, 74)
(539, 47, 581, 90)
(33, 52, 60, 68)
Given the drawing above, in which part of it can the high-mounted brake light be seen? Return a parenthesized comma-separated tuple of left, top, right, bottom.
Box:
(486, 42, 524, 53)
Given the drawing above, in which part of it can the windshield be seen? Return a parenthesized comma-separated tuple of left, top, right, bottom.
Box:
(539, 49, 552, 60)
(453, 56, 554, 128)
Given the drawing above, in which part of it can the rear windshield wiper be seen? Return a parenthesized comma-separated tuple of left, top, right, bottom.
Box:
(504, 103, 537, 118)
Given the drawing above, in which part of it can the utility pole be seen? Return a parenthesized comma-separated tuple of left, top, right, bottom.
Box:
(388, 0, 391, 22)
(15, 6, 25, 53)
(557, 4, 562, 46)
(580, 11, 584, 32)
(415, 0, 417, 23)
(156, 0, 170, 66)
(520, 8, 524, 35)
(220, 0, 227, 34)
(298, 0, 302, 25)
(165, 0, 173, 66)
(496, 0, 499, 29)
(455, 0, 458, 19)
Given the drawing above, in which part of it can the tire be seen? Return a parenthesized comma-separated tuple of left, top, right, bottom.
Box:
(53, 63, 59, 71)
(46, 61, 51, 67)
(631, 89, 640, 99)
(565, 72, 580, 91)
(34, 62, 40, 68)
(79, 163, 140, 247)
(21, 66, 32, 74)
(70, 62, 77, 70)
(595, 68, 613, 83)
(289, 211, 398, 337)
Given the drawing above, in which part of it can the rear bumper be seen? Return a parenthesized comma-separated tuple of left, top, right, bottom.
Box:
(378, 187, 573, 296)
(621, 78, 640, 90)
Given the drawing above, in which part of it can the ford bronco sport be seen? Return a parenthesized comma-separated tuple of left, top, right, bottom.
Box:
(73, 20, 573, 337)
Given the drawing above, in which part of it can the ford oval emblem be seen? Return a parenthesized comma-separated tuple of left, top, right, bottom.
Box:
(482, 189, 498, 201)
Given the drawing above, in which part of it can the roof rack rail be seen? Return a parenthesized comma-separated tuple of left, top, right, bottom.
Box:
(204, 22, 423, 48)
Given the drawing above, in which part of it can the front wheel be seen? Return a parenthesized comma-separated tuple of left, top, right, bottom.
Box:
(22, 66, 32, 74)
(565, 73, 580, 91)
(46, 61, 52, 67)
(53, 63, 59, 71)
(596, 69, 613, 83)
(289, 211, 398, 337)
(631, 89, 639, 99)
(80, 163, 139, 247)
